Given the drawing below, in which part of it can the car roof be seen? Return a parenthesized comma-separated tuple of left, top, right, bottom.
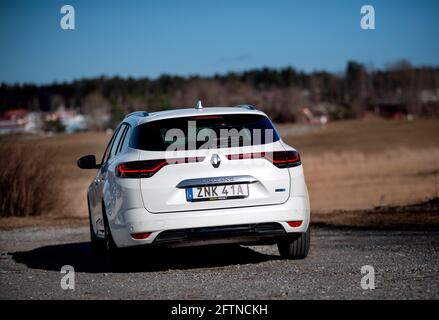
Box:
(123, 106, 267, 127)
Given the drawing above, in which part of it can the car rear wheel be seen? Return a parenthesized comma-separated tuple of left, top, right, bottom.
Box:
(103, 215, 119, 256)
(277, 228, 310, 259)
(88, 200, 104, 254)
(102, 209, 122, 269)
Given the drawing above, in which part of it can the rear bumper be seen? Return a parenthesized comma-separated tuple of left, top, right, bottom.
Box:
(110, 194, 310, 248)
(153, 222, 298, 248)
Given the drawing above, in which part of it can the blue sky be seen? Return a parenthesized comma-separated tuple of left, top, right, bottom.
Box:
(1, 0, 438, 84)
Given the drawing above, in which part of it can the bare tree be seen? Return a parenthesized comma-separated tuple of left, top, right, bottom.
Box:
(82, 93, 111, 131)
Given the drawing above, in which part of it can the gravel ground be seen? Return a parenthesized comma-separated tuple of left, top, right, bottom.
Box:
(0, 226, 438, 299)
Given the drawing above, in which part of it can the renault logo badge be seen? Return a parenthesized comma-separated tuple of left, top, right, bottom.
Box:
(211, 154, 221, 168)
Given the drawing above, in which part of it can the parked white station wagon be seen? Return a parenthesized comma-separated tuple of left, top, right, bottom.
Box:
(78, 102, 310, 260)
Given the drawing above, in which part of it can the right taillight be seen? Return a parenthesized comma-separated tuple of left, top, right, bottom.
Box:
(116, 157, 204, 178)
(226, 150, 301, 168)
(266, 150, 301, 168)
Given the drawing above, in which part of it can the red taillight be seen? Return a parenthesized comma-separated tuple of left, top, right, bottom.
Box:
(116, 157, 205, 178)
(287, 221, 303, 228)
(226, 151, 301, 168)
(267, 150, 301, 168)
(117, 160, 167, 178)
(131, 232, 151, 240)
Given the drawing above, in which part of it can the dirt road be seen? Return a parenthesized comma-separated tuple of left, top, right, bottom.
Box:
(0, 226, 438, 299)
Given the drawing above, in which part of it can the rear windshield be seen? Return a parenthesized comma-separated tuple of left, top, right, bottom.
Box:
(130, 114, 280, 151)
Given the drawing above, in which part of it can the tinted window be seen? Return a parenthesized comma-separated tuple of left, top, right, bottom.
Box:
(101, 126, 121, 164)
(131, 114, 279, 151)
(108, 124, 126, 161)
(118, 126, 131, 153)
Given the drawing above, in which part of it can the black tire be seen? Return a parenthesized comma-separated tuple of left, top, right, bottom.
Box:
(88, 199, 104, 254)
(102, 206, 121, 267)
(277, 227, 310, 260)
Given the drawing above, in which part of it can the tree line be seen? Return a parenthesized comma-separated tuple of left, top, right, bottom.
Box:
(1, 60, 438, 128)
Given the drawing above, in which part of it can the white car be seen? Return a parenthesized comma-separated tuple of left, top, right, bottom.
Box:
(78, 103, 310, 260)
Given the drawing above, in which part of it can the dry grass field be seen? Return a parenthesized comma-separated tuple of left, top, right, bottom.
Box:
(279, 119, 439, 212)
(1, 118, 438, 229)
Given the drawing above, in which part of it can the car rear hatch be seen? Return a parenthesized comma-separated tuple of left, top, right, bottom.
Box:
(123, 113, 298, 213)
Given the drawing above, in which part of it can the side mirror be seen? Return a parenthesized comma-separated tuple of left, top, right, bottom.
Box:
(77, 155, 101, 169)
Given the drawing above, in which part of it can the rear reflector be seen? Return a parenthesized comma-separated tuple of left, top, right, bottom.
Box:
(287, 221, 303, 228)
(131, 232, 151, 240)
(117, 157, 205, 178)
(227, 150, 301, 168)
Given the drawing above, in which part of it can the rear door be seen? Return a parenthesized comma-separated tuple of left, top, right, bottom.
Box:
(133, 113, 292, 213)
(91, 124, 127, 234)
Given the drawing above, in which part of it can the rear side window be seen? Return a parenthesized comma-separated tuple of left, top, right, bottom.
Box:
(101, 126, 121, 164)
(118, 126, 131, 153)
(130, 114, 280, 151)
(108, 124, 127, 161)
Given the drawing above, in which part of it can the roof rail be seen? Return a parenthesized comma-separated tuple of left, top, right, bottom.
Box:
(236, 104, 256, 110)
(124, 111, 149, 119)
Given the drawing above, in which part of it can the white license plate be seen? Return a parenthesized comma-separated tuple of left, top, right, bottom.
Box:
(186, 184, 249, 202)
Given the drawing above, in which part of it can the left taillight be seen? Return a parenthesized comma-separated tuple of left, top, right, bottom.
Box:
(116, 157, 204, 178)
(116, 160, 167, 178)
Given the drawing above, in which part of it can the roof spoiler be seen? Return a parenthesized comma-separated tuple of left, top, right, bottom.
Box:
(124, 111, 149, 119)
(236, 104, 256, 110)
